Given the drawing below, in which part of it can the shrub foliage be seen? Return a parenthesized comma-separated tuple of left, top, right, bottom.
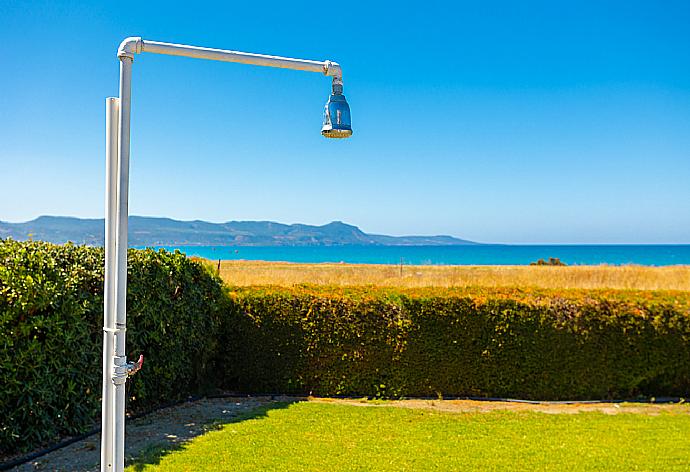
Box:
(0, 240, 224, 455)
(2, 240, 689, 457)
(220, 286, 690, 400)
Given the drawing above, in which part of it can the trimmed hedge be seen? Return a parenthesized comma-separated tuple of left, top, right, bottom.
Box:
(0, 240, 225, 455)
(219, 286, 690, 400)
(2, 240, 690, 456)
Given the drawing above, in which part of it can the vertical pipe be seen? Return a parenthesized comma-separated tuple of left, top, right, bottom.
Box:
(113, 56, 133, 472)
(101, 97, 119, 471)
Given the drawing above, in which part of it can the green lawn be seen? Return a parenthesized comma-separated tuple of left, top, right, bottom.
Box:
(127, 402, 690, 471)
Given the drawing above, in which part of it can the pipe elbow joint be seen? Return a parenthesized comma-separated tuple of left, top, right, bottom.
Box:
(323, 60, 343, 80)
(324, 61, 344, 94)
(118, 37, 143, 60)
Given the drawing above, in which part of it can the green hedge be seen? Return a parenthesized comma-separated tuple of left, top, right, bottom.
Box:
(0, 240, 225, 455)
(3, 240, 690, 457)
(219, 286, 690, 400)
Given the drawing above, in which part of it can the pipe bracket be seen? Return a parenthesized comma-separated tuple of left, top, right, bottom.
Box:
(112, 356, 129, 385)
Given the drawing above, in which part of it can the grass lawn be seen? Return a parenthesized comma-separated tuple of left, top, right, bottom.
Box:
(127, 402, 690, 471)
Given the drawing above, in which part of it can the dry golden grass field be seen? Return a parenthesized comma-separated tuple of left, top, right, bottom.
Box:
(206, 259, 690, 291)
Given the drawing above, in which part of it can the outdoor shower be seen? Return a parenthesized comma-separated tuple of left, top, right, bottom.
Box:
(101, 37, 351, 472)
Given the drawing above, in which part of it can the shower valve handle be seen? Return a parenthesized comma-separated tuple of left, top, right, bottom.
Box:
(127, 354, 144, 376)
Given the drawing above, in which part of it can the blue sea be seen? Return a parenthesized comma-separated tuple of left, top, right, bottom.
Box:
(145, 245, 690, 266)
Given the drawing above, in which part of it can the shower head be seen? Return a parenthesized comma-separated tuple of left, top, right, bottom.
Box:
(321, 79, 352, 139)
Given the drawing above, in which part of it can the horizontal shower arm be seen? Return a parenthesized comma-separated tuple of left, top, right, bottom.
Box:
(117, 37, 342, 78)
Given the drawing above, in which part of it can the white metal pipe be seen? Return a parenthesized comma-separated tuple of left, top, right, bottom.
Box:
(118, 37, 343, 78)
(143, 40, 339, 75)
(113, 56, 133, 472)
(100, 97, 119, 472)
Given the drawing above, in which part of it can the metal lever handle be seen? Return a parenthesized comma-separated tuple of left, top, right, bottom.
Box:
(126, 354, 144, 376)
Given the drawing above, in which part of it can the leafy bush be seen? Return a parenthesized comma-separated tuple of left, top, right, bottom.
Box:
(3, 240, 689, 457)
(219, 286, 690, 400)
(530, 257, 567, 266)
(0, 240, 224, 455)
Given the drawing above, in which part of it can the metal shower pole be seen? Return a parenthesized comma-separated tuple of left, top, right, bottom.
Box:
(100, 96, 118, 471)
(101, 37, 349, 472)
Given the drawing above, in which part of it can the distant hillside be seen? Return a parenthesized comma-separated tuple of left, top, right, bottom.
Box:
(0, 216, 478, 247)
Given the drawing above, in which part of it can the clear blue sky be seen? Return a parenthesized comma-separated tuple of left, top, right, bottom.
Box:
(1, 1, 689, 244)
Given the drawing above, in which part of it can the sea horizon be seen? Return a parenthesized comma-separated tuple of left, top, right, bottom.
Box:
(142, 244, 690, 266)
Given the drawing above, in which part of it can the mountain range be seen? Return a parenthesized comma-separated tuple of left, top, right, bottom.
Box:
(0, 216, 478, 247)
